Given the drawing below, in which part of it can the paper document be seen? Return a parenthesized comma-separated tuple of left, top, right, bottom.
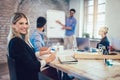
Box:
(58, 55, 78, 64)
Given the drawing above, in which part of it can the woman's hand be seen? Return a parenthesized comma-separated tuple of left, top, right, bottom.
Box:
(45, 47, 51, 54)
(45, 53, 56, 64)
(39, 47, 51, 56)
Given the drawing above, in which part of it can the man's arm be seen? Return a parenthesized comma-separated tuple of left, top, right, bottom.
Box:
(40, 47, 48, 51)
(32, 35, 43, 52)
(31, 34, 51, 56)
(56, 20, 72, 30)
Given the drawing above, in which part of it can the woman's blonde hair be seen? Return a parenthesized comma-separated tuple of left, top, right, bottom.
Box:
(100, 26, 109, 34)
(7, 12, 30, 43)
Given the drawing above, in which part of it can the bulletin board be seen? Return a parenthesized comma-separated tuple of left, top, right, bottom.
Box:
(46, 10, 65, 38)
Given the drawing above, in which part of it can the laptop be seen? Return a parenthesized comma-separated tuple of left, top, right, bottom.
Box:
(76, 37, 90, 52)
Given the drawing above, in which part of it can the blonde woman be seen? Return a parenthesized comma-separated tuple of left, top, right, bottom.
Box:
(96, 26, 110, 53)
(7, 12, 55, 80)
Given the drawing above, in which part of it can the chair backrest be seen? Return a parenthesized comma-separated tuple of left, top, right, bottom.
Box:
(7, 54, 17, 80)
(38, 72, 53, 80)
(7, 55, 52, 80)
(111, 37, 120, 51)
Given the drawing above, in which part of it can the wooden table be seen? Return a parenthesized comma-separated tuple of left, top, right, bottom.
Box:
(49, 50, 120, 80)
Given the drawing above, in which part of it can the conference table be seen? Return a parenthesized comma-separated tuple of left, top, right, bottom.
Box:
(48, 50, 120, 80)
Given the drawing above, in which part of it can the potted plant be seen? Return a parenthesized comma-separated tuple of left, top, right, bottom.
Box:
(82, 33, 90, 38)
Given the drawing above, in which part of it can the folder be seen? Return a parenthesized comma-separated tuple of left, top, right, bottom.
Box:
(58, 55, 78, 64)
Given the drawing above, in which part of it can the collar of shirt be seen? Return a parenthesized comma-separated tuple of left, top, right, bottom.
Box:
(35, 29, 44, 35)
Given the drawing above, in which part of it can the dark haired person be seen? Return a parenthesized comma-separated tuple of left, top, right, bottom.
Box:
(56, 8, 77, 49)
(30, 17, 51, 54)
(8, 13, 55, 80)
(30, 16, 59, 80)
(56, 9, 76, 80)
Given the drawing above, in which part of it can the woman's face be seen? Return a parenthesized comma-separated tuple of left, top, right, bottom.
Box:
(13, 17, 29, 35)
(98, 28, 105, 36)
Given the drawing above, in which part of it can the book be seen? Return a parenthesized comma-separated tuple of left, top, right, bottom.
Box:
(58, 55, 78, 64)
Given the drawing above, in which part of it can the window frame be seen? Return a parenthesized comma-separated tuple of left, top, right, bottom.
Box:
(83, 0, 106, 39)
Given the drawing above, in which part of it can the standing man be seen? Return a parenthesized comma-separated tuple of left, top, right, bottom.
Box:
(56, 8, 77, 49)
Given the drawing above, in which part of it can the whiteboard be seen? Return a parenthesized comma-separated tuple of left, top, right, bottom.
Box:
(46, 10, 65, 38)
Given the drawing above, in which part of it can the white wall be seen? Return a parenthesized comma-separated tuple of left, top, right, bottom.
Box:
(106, 0, 120, 49)
(106, 0, 120, 38)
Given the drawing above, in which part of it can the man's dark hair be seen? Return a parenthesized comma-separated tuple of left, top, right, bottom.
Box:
(37, 17, 46, 28)
(70, 9, 76, 13)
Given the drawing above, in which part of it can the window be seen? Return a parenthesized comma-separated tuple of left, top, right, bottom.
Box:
(83, 0, 106, 38)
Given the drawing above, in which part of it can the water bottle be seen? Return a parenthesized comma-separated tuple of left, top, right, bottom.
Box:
(102, 46, 113, 66)
(56, 42, 60, 54)
(72, 36, 77, 52)
(98, 44, 103, 54)
(105, 59, 113, 66)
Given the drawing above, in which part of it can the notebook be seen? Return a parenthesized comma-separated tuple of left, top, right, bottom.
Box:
(58, 55, 78, 64)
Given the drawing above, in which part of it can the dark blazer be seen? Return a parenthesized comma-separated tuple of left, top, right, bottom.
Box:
(96, 36, 110, 51)
(8, 37, 41, 80)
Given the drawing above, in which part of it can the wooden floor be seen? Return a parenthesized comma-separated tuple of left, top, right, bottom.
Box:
(0, 63, 10, 80)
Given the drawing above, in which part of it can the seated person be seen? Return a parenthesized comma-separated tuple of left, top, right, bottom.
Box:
(30, 17, 59, 80)
(8, 12, 55, 80)
(96, 26, 110, 54)
(30, 17, 51, 56)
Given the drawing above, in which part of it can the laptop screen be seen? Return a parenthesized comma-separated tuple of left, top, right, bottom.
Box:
(76, 37, 90, 51)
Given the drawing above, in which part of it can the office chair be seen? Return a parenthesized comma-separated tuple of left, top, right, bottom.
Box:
(7, 54, 53, 80)
(7, 54, 17, 80)
(38, 72, 53, 80)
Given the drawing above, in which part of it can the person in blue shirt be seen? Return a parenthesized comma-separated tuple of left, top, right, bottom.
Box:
(56, 9, 77, 80)
(56, 9, 77, 49)
(30, 16, 59, 80)
(30, 17, 51, 55)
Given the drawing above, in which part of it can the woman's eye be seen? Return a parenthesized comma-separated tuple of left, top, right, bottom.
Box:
(19, 22, 24, 25)
(26, 22, 28, 25)
(19, 22, 28, 25)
